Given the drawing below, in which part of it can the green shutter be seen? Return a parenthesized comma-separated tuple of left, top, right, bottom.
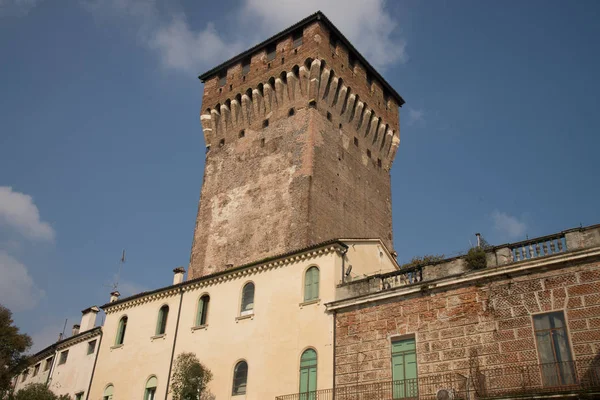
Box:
(392, 338, 417, 399)
(196, 297, 205, 326)
(116, 318, 125, 345)
(312, 268, 319, 300)
(304, 269, 313, 301)
(300, 349, 317, 399)
(304, 268, 319, 301)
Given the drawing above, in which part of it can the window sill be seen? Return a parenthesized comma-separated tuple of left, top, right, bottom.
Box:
(191, 325, 208, 332)
(299, 299, 321, 308)
(151, 334, 166, 341)
(110, 344, 123, 350)
(231, 393, 246, 398)
(236, 314, 254, 322)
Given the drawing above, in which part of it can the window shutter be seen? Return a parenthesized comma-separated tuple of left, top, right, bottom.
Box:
(197, 298, 204, 326)
(304, 269, 313, 301)
(312, 268, 319, 300)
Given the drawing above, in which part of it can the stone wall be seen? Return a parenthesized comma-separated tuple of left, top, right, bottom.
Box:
(334, 259, 600, 386)
(189, 20, 402, 279)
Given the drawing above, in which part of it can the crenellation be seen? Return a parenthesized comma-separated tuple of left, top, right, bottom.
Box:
(191, 13, 403, 278)
(200, 58, 400, 170)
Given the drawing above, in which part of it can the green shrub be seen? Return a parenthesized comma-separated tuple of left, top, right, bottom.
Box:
(466, 247, 487, 270)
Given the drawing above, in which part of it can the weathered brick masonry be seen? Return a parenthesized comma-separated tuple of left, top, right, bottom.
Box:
(189, 13, 404, 279)
(331, 228, 600, 387)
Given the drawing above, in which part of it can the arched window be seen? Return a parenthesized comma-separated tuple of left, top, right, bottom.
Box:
(304, 267, 320, 302)
(156, 305, 169, 335)
(115, 316, 127, 345)
(103, 384, 114, 400)
(299, 349, 317, 398)
(240, 282, 255, 316)
(196, 295, 210, 326)
(144, 376, 157, 400)
(232, 361, 248, 395)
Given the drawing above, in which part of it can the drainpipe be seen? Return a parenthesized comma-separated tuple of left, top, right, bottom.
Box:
(341, 248, 349, 283)
(45, 345, 59, 388)
(165, 288, 184, 400)
(332, 310, 337, 398)
(85, 330, 103, 400)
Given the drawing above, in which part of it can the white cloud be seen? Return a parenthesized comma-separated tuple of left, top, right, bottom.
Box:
(82, 0, 405, 74)
(242, 0, 407, 69)
(150, 17, 244, 74)
(491, 210, 527, 240)
(0, 0, 41, 16)
(0, 251, 45, 312)
(0, 186, 55, 241)
(407, 108, 424, 125)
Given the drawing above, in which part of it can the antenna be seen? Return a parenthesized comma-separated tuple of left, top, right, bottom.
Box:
(60, 318, 68, 338)
(104, 250, 126, 292)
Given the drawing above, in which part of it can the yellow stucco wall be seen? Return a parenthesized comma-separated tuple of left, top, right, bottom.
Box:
(50, 334, 100, 398)
(88, 241, 394, 400)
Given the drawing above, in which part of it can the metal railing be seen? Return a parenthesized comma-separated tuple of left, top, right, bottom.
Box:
(275, 373, 466, 400)
(477, 357, 600, 398)
(510, 233, 566, 262)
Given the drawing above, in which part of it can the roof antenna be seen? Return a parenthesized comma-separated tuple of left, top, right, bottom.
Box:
(105, 250, 126, 292)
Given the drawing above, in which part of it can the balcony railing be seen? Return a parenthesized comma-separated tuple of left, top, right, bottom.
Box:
(276, 359, 600, 400)
(275, 373, 466, 400)
(509, 233, 566, 262)
(477, 357, 600, 398)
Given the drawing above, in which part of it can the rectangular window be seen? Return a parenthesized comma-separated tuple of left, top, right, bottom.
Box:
(58, 350, 69, 365)
(21, 370, 28, 382)
(533, 311, 575, 386)
(218, 71, 227, 87)
(266, 44, 276, 62)
(87, 340, 97, 355)
(242, 58, 251, 75)
(292, 30, 303, 48)
(32, 363, 40, 376)
(391, 338, 418, 399)
(329, 35, 338, 52)
(44, 357, 53, 371)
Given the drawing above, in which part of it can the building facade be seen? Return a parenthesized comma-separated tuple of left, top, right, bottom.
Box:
(324, 225, 600, 399)
(13, 307, 102, 400)
(189, 12, 404, 279)
(87, 239, 398, 400)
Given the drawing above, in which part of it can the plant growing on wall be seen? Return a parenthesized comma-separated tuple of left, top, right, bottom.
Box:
(466, 247, 487, 269)
(400, 254, 445, 269)
(170, 352, 213, 400)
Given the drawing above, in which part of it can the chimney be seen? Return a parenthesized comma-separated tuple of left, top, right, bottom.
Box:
(110, 291, 120, 303)
(71, 324, 80, 336)
(80, 306, 100, 332)
(57, 332, 63, 341)
(173, 267, 185, 285)
(475, 233, 481, 248)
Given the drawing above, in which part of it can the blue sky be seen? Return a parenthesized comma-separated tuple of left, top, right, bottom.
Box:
(1, 0, 599, 352)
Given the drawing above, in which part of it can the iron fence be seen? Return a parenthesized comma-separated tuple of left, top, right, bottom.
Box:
(477, 357, 600, 398)
(275, 372, 467, 400)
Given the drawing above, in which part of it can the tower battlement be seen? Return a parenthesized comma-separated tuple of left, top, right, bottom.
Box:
(189, 12, 404, 279)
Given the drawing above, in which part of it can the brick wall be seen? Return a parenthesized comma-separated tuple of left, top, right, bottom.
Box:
(189, 20, 402, 279)
(334, 260, 600, 386)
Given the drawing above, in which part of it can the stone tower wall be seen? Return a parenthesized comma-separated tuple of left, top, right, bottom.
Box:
(189, 21, 401, 279)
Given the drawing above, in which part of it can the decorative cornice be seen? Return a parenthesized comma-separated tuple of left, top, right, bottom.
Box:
(55, 327, 102, 350)
(326, 247, 600, 312)
(103, 242, 346, 314)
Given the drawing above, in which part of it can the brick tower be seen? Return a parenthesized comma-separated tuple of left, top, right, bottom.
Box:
(189, 12, 404, 279)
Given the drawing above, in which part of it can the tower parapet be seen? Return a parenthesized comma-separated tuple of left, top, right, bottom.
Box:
(189, 12, 405, 279)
